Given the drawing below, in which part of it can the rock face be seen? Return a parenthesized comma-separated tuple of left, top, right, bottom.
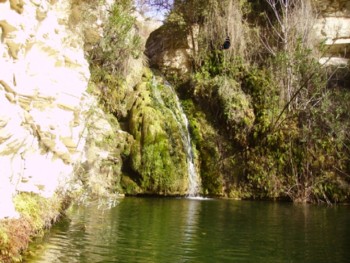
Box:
(0, 0, 90, 219)
(145, 24, 199, 77)
(127, 74, 189, 195)
(314, 0, 350, 64)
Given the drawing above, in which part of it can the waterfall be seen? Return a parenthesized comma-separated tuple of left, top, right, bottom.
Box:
(167, 84, 199, 197)
(151, 77, 200, 196)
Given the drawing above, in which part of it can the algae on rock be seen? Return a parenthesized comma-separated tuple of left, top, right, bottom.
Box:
(125, 75, 189, 195)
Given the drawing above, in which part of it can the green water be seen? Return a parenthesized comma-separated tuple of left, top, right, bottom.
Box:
(25, 198, 350, 263)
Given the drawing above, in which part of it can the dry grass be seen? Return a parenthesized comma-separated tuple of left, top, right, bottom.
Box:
(0, 218, 32, 262)
(201, 0, 249, 60)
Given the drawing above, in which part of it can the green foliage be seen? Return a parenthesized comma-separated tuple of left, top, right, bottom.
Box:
(188, 109, 223, 195)
(89, 0, 142, 75)
(193, 63, 274, 148)
(240, 48, 350, 203)
(179, 3, 349, 202)
(89, 66, 130, 117)
(170, 0, 209, 26)
(0, 218, 28, 263)
(88, 0, 142, 117)
(182, 99, 229, 196)
(242, 87, 350, 203)
(298, 88, 350, 203)
(0, 227, 9, 256)
(242, 68, 279, 139)
(14, 193, 61, 231)
(0, 193, 65, 262)
(127, 77, 189, 195)
(198, 50, 226, 77)
(82, 0, 349, 202)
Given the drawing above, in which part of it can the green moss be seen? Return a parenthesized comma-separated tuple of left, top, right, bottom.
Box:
(142, 67, 153, 81)
(120, 175, 142, 195)
(0, 227, 9, 256)
(127, 76, 190, 195)
(181, 100, 224, 195)
(0, 193, 66, 262)
(193, 119, 222, 195)
(88, 66, 135, 118)
(14, 193, 62, 232)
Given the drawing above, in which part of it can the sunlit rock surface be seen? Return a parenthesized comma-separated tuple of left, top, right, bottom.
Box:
(145, 24, 199, 77)
(314, 0, 350, 65)
(0, 0, 90, 218)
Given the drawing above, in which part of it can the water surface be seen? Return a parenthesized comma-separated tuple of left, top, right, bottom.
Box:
(25, 198, 350, 263)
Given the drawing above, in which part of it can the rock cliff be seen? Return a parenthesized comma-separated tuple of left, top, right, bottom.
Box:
(314, 0, 350, 65)
(145, 23, 198, 78)
(0, 0, 91, 219)
(0, 0, 159, 220)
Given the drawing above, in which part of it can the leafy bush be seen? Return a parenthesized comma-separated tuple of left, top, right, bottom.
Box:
(89, 0, 142, 74)
(88, 0, 142, 117)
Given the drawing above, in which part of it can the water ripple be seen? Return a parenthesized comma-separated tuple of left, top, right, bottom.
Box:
(25, 198, 350, 263)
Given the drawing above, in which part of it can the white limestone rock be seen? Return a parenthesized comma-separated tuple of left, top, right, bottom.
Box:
(314, 0, 350, 66)
(0, 0, 91, 219)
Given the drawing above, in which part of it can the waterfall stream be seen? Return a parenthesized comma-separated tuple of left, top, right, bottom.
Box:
(151, 77, 200, 196)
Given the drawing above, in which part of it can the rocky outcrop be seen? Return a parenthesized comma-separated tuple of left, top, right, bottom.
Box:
(126, 73, 189, 195)
(0, 0, 155, 219)
(0, 0, 91, 219)
(145, 23, 199, 77)
(314, 0, 350, 65)
(78, 95, 134, 197)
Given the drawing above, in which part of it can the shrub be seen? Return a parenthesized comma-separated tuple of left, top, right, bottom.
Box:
(0, 193, 66, 262)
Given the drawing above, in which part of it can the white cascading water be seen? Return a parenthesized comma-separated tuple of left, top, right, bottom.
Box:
(173, 95, 199, 196)
(152, 77, 200, 196)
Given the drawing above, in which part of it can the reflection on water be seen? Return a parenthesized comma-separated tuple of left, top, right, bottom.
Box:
(25, 198, 350, 263)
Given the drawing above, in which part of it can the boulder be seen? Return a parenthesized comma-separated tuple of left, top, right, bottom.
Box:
(145, 24, 199, 78)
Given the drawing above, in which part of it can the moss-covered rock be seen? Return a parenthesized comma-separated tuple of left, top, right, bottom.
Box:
(126, 75, 190, 195)
(190, 112, 223, 195)
(76, 99, 134, 197)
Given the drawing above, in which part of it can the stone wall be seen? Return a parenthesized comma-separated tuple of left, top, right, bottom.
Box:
(0, 0, 90, 219)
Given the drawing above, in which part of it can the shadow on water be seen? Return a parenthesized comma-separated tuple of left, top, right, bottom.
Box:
(25, 198, 350, 263)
